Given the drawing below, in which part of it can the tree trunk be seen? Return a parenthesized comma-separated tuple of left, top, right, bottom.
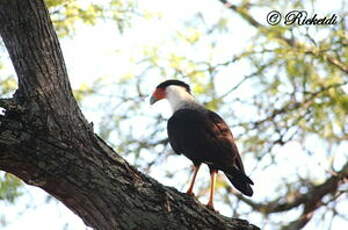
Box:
(0, 1, 259, 229)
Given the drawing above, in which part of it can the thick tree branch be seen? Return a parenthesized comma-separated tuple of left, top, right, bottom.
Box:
(281, 162, 348, 230)
(0, 0, 259, 229)
(228, 161, 348, 225)
(0, 98, 24, 112)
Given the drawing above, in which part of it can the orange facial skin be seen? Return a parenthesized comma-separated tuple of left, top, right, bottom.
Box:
(153, 88, 166, 100)
(150, 88, 166, 105)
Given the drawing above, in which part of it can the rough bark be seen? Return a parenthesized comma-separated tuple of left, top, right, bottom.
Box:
(0, 0, 259, 229)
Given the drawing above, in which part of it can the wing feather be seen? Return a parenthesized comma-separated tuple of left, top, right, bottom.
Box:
(167, 108, 243, 171)
(167, 108, 254, 195)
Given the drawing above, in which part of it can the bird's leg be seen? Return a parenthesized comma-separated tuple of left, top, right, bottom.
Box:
(206, 169, 218, 210)
(186, 164, 201, 195)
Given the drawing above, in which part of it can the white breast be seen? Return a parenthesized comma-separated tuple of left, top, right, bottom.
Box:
(165, 85, 201, 112)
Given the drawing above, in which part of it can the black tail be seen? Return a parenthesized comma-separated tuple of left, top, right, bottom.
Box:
(223, 168, 254, 196)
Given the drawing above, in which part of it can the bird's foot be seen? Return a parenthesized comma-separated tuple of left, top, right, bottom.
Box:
(186, 190, 195, 196)
(205, 203, 218, 213)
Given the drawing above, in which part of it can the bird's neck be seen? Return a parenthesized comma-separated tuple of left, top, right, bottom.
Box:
(166, 86, 200, 112)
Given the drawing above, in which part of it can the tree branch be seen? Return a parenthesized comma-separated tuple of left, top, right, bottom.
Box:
(218, 0, 348, 74)
(0, 98, 24, 112)
(228, 161, 348, 220)
(0, 1, 259, 229)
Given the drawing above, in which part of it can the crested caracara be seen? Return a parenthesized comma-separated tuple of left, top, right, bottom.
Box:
(150, 80, 253, 210)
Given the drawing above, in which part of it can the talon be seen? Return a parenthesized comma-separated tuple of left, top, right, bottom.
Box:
(205, 203, 218, 212)
(186, 190, 195, 196)
(206, 202, 214, 210)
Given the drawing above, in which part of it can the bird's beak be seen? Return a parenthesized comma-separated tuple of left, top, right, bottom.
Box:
(150, 95, 158, 105)
(150, 88, 165, 105)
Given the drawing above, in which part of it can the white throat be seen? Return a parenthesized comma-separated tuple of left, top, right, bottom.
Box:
(165, 85, 199, 112)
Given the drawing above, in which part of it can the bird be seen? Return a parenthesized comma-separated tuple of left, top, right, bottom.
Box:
(150, 79, 253, 210)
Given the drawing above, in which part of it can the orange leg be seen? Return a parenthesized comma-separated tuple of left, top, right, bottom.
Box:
(206, 169, 218, 210)
(186, 164, 201, 195)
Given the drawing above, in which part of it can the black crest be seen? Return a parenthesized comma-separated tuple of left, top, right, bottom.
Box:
(156, 80, 191, 93)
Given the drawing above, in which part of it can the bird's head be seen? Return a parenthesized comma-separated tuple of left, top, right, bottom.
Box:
(150, 80, 191, 105)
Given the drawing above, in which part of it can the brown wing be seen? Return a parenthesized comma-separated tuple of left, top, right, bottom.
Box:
(167, 108, 253, 196)
(206, 110, 246, 172)
(168, 108, 243, 172)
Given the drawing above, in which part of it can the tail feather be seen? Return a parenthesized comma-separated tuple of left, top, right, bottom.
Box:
(224, 168, 254, 197)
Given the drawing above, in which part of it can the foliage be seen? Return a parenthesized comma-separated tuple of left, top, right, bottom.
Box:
(1, 0, 348, 229)
(0, 173, 22, 203)
(0, 173, 22, 227)
(90, 1, 348, 229)
(0, 0, 137, 215)
(46, 0, 137, 36)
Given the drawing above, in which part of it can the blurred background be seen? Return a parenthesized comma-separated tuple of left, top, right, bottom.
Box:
(0, 0, 347, 229)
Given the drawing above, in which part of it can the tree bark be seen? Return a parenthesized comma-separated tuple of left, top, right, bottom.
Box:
(0, 1, 259, 229)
